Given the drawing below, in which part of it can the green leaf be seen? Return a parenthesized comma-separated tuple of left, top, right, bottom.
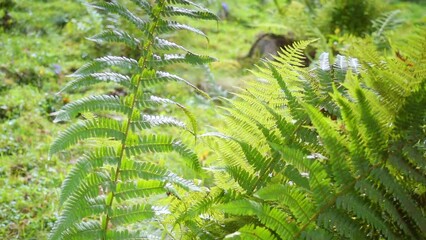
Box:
(71, 56, 139, 76)
(88, 30, 141, 49)
(110, 204, 155, 225)
(90, 2, 147, 29)
(52, 95, 131, 123)
(162, 6, 218, 21)
(49, 118, 125, 157)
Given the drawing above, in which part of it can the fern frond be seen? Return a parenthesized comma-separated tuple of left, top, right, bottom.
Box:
(71, 56, 139, 77)
(110, 204, 154, 225)
(90, 2, 148, 29)
(50, 195, 107, 240)
(131, 114, 187, 131)
(138, 95, 198, 135)
(50, 118, 124, 157)
(370, 168, 426, 233)
(149, 53, 216, 67)
(59, 147, 118, 205)
(60, 221, 102, 240)
(162, 6, 218, 20)
(106, 229, 149, 240)
(225, 224, 277, 240)
(52, 95, 131, 123)
(88, 30, 141, 49)
(272, 40, 316, 68)
(114, 180, 165, 202)
(120, 160, 200, 191)
(336, 193, 399, 239)
(60, 72, 133, 93)
(155, 20, 207, 38)
(255, 184, 314, 225)
(154, 37, 188, 51)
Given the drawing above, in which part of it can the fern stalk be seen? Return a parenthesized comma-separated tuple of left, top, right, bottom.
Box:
(102, 1, 166, 236)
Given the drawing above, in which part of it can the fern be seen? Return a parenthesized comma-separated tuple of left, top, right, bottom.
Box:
(179, 29, 426, 239)
(49, 1, 217, 239)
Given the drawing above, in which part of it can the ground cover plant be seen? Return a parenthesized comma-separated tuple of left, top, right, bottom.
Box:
(1, 0, 425, 239)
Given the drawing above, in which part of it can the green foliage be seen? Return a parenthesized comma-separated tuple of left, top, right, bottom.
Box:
(174, 29, 426, 239)
(49, 0, 217, 239)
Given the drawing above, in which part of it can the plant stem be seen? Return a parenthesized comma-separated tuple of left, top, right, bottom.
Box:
(102, 1, 166, 238)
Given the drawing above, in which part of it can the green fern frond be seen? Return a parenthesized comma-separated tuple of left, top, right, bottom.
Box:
(88, 30, 141, 49)
(370, 168, 426, 233)
(71, 56, 139, 77)
(114, 180, 165, 202)
(50, 196, 107, 240)
(60, 72, 133, 93)
(90, 2, 148, 29)
(59, 148, 118, 205)
(120, 160, 199, 191)
(272, 39, 316, 68)
(50, 118, 124, 157)
(225, 224, 277, 240)
(60, 221, 102, 240)
(138, 95, 198, 135)
(148, 53, 216, 67)
(162, 6, 218, 20)
(255, 184, 314, 225)
(52, 95, 131, 123)
(110, 204, 154, 225)
(155, 20, 207, 38)
(140, 71, 208, 98)
(336, 193, 399, 239)
(50, 0, 217, 238)
(154, 37, 189, 51)
(131, 114, 188, 132)
(106, 229, 149, 240)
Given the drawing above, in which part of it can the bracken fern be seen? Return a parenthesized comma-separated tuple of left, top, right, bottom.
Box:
(49, 1, 217, 239)
(172, 29, 426, 239)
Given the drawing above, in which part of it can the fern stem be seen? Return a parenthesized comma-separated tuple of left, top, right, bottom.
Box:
(102, 1, 166, 238)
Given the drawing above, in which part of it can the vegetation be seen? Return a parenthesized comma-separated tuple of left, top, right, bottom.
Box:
(1, 0, 425, 239)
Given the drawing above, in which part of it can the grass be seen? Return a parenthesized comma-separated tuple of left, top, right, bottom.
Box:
(0, 0, 425, 238)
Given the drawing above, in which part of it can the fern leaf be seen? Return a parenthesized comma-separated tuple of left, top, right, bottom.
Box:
(60, 221, 103, 240)
(355, 179, 417, 238)
(59, 148, 118, 205)
(317, 209, 366, 239)
(154, 37, 189, 51)
(124, 135, 200, 170)
(336, 193, 399, 239)
(225, 224, 277, 240)
(52, 95, 131, 123)
(71, 56, 139, 77)
(60, 72, 133, 93)
(88, 30, 141, 49)
(149, 53, 216, 67)
(255, 184, 314, 225)
(90, 2, 147, 30)
(370, 168, 426, 233)
(272, 40, 316, 68)
(114, 180, 165, 202)
(120, 159, 200, 191)
(137, 95, 198, 135)
(131, 114, 188, 132)
(110, 204, 154, 225)
(50, 195, 107, 240)
(162, 6, 218, 20)
(49, 118, 125, 157)
(107, 229, 149, 239)
(129, 0, 151, 13)
(140, 71, 209, 98)
(156, 20, 207, 38)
